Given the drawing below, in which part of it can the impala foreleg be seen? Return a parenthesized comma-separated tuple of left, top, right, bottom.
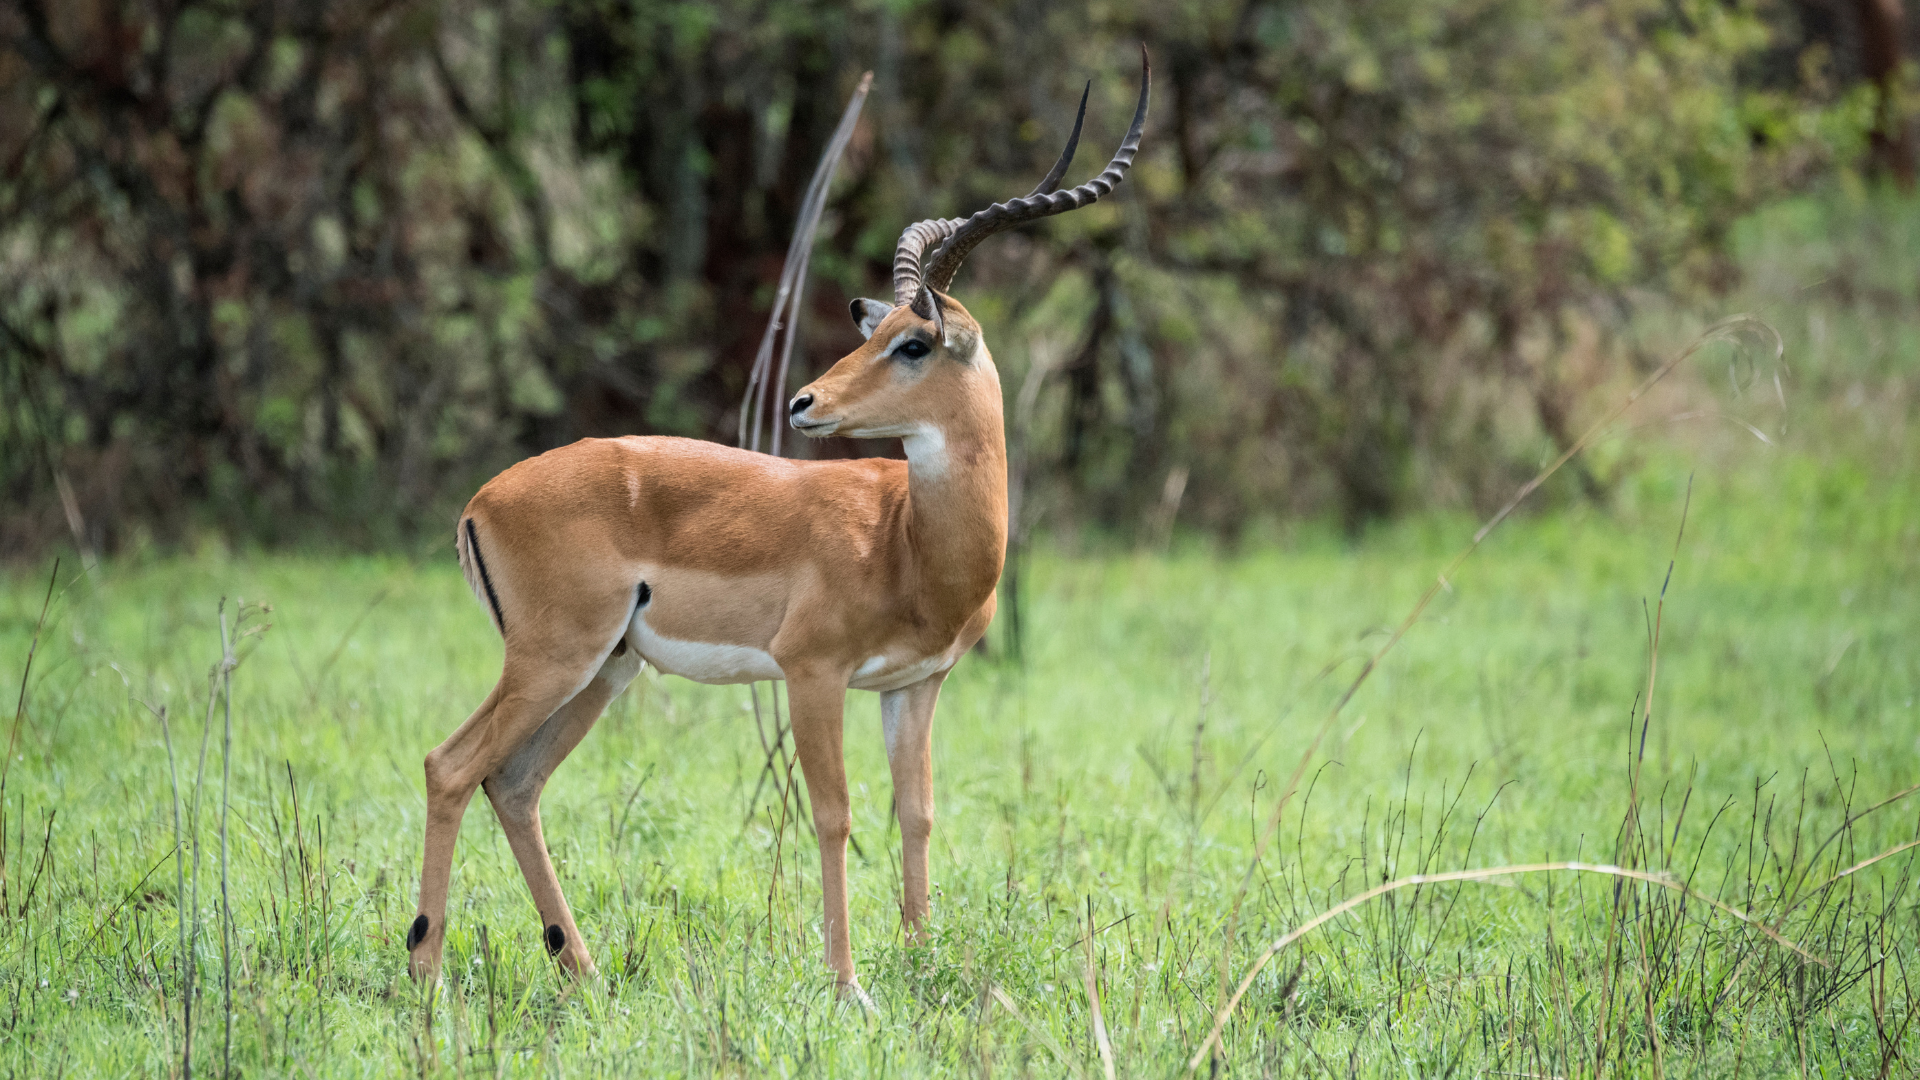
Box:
(784, 670, 858, 991)
(484, 646, 642, 976)
(881, 670, 945, 944)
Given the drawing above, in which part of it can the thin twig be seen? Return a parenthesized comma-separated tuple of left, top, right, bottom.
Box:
(2, 559, 60, 801)
(305, 586, 390, 706)
(1597, 474, 1690, 1075)
(218, 601, 235, 1080)
(1790, 782, 1920, 904)
(75, 845, 177, 957)
(731, 74, 873, 879)
(1782, 838, 1920, 920)
(150, 697, 190, 1079)
(739, 71, 873, 455)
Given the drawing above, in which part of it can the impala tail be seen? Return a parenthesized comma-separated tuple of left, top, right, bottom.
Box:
(457, 516, 508, 636)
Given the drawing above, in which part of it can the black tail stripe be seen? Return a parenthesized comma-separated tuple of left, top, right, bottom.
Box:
(466, 518, 507, 635)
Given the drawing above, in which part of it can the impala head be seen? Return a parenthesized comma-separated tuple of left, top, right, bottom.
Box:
(787, 291, 989, 441)
(790, 49, 1151, 444)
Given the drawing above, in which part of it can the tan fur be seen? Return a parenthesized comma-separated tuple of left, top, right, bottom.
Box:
(409, 294, 1007, 992)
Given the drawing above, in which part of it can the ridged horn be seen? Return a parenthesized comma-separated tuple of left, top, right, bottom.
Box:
(890, 48, 1149, 318)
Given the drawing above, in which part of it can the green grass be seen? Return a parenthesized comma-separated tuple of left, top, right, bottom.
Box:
(1, 186, 1918, 1076)
(0, 435, 1915, 1077)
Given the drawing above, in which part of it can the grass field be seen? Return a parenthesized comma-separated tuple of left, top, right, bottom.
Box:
(1, 193, 1917, 1077)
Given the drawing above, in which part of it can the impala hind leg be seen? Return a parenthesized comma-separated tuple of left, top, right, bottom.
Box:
(484, 645, 643, 976)
(408, 653, 612, 982)
(408, 685, 498, 980)
(880, 670, 946, 944)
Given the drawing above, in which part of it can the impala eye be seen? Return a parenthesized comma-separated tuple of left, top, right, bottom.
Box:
(895, 339, 931, 360)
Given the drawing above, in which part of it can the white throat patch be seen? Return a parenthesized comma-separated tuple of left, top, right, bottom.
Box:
(901, 424, 949, 479)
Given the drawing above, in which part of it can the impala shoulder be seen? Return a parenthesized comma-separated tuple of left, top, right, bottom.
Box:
(798, 458, 907, 515)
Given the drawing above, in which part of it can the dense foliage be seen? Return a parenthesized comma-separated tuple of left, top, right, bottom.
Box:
(0, 0, 1893, 553)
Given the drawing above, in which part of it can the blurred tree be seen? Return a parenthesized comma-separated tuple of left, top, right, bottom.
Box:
(1855, 0, 1915, 185)
(0, 0, 1866, 555)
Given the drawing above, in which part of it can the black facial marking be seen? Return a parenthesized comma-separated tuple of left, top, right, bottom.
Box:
(406, 914, 429, 951)
(545, 924, 566, 956)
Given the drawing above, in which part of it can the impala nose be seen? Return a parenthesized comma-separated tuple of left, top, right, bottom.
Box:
(788, 393, 814, 418)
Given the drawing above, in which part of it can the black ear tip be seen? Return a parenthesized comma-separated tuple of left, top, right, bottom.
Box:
(848, 298, 865, 324)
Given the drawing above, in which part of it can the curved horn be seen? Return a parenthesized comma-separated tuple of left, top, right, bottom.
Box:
(891, 49, 1148, 318)
(920, 49, 1148, 308)
(1028, 81, 1090, 198)
(893, 218, 964, 307)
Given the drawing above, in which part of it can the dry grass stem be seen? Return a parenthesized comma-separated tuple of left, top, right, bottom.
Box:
(737, 71, 872, 456)
(1209, 317, 1784, 1024)
(1083, 897, 1115, 1080)
(1186, 858, 1831, 1073)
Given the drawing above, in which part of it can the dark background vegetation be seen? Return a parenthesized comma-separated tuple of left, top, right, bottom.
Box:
(0, 0, 1914, 555)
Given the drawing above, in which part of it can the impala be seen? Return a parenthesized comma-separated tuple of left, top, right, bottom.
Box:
(407, 54, 1149, 994)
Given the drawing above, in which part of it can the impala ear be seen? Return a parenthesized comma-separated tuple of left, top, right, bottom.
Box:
(849, 298, 893, 340)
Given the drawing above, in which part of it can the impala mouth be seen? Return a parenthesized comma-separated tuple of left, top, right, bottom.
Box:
(789, 416, 840, 436)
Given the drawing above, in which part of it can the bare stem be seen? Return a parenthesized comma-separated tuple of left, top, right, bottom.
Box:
(218, 602, 235, 1080)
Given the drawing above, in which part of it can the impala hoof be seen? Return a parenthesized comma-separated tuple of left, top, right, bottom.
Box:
(836, 979, 876, 1012)
(405, 914, 438, 983)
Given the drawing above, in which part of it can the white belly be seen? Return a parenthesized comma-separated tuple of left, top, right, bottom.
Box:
(848, 650, 954, 693)
(625, 611, 957, 691)
(627, 611, 783, 685)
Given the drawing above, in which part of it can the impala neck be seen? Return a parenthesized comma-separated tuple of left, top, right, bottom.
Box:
(900, 364, 1008, 619)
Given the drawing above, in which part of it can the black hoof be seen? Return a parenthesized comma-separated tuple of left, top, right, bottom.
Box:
(545, 924, 565, 956)
(406, 914, 429, 951)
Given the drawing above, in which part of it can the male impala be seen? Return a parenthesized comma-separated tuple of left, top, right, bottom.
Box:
(407, 56, 1148, 994)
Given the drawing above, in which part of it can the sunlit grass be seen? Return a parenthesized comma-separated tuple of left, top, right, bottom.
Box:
(0, 419, 1914, 1075)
